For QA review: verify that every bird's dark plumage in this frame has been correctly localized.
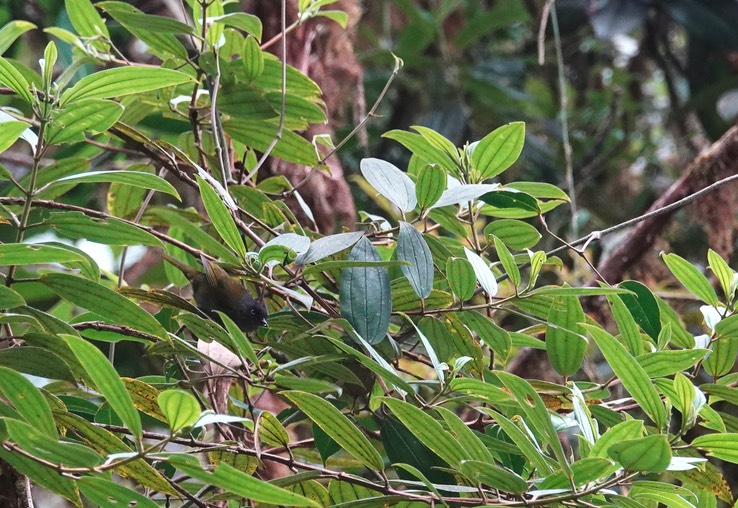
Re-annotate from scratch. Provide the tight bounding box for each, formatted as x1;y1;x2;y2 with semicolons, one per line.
163;253;268;332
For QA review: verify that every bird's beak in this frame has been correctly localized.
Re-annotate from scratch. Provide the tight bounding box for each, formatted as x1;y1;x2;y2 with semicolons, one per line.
261;318;268;328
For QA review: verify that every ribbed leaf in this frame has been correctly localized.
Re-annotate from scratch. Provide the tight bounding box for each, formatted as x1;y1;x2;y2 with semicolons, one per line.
0;243;87;265
460;460;528;494
51;170;179;199
158;390;201;433
0;56;32;104
197;175;246;258
546;295;586;377
584;324;666;428
609;435;671;473
472;122;525;180
40;272;167;339
0;120;31;153
78;477;158;508
360;158;417;212
44;211;161;246
0;367;56;436
464;247;497;296
45;99;123;144
61;67;194;105
340;238;391;345
285;391;383;471
415;164;446;209
446;257;476;301
662;252;719;307
64;335;142;439
484;219;541;250
256;411;290;447
396;222;433;298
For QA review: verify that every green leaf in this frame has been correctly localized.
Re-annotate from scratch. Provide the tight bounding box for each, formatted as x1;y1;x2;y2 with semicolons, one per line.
380;397;466;468
40;272;167;340
196;175;246;258
618;281;662;341
295;231;362;264
505;181;570;201
481;409;554;474
584;324;666;428
704;336;738;378
256;411;290;447
415;164;446;209
0;21;37;55
396;222;434;299
169;455;319;506
0;120;31;153
0;56;33;104
318;10;349;28
50;170;179;199
636;349;708;378
382;129;459;175
692;433;738;463
44;99;123;144
607;293;644;356
44;211;162;246
479;189;539;213
212;13;263;40
0;346;76;382
460;460;528;494
493;236;520;286
360;158;417;212
66;0;110;39
485;219;541;250
107;11;193;34
340;237;391;345
64;334;142;439
0;367;56;437
494;371;570;472
446;257;476;301
0;242;87;266
460;311;512;359
2;417;102;468
283;391;383;471
590;420;644;458
61;67;194;105
472;122;525;180
224;119;318;166
708;249;735;300
537;456;618;490
158;390;201;433
242;36;265;82
432;183;500;209
449;377;513;404
78;476;158;508
546;294;586;377
54;410;176;494
0;285;24;308
609;435;672;473
662;252;720;307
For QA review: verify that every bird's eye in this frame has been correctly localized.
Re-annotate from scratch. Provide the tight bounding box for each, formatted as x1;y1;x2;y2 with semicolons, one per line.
251;309;256;315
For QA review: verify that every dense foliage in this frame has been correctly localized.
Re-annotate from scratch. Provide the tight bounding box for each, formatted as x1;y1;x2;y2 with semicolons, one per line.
0;1;737;507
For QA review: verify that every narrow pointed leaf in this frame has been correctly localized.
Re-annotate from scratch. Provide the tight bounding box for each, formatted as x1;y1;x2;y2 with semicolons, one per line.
0;367;56;437
662;252;719;307
472;122;525;180
64;335;142;439
397;222;434;298
546;295;586;377
284;391;383;471
197;175;246;258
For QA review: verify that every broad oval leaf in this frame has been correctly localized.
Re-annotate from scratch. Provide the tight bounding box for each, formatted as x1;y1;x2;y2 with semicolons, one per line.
472;122;525;180
609;435;672;473
431;184;500;209
547;295;587;377
692;433;738;463
61;67;194;105
256;411;290;448
340;237;391;345
479;189;539;213
40;272;167;340
485;219;541;250
45;99;123;144
446;257;476;301
617;281;662;341
360;158;417;212
64;334;143;439
590;420;644;458
0;286;24;309
396;222;434;298
78;476;158;508
415;164;446;209
158;390;201;433
294;231;363;265
284;391;383;471
464;247;497;296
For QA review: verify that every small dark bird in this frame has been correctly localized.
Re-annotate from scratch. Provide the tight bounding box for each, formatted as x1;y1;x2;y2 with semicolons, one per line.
162;253;268;332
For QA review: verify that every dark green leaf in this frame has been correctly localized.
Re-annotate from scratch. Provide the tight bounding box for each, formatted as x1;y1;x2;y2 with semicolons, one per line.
446;257;476;301
45;99;123;144
617;281;662;341
197;175;246;258
396;222;434;298
78;476;158;508
340;238;391;345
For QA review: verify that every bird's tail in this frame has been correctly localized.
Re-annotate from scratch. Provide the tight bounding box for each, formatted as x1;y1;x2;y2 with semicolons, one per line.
161;252;200;280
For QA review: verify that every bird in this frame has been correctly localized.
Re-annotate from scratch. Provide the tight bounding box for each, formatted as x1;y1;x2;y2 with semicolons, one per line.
162;253;268;332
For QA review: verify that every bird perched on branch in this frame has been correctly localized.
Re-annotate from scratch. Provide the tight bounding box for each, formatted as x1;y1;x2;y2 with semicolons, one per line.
162;253;268;332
